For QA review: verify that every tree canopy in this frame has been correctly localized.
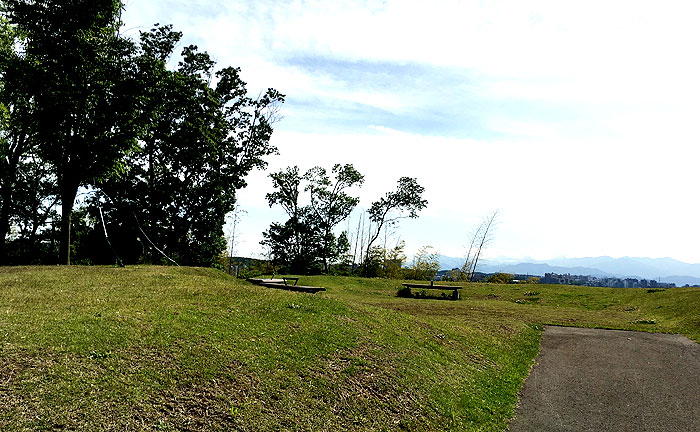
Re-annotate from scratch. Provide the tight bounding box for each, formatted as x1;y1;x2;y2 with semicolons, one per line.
363;177;428;271
262;164;363;274
0;1;283;266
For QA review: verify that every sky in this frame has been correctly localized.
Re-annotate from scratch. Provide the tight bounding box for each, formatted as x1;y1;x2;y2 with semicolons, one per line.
122;0;700;264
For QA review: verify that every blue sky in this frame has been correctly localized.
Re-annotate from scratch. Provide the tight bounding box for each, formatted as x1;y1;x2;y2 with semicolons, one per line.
122;0;700;263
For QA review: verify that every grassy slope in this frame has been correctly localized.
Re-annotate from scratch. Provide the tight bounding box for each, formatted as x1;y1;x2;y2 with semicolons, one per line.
0;267;698;431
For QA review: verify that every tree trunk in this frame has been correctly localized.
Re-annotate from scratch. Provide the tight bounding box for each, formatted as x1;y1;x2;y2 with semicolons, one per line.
59;180;79;265
0;164;18;265
0;192;11;265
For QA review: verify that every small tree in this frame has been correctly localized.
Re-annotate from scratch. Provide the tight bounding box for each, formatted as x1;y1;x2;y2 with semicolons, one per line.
485;272;513;284
330;231;353;275
305;163;363;273
410;245;440;281
263;164;363;274
363;177;427;273
381;240;406;279
462;210;498;282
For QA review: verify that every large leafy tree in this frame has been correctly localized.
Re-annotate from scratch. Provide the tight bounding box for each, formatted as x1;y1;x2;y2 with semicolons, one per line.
0;16;29;262
1;3;282;266
0;14;59;264
4;0;143;264
96;27;283;266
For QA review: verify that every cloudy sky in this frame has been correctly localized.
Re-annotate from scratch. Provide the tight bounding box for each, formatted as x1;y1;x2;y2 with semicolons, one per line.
122;0;700;264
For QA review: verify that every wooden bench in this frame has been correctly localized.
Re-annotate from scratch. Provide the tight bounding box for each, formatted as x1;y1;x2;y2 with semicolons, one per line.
246;277;299;286
247;277;325;294
401;281;462;300
258;282;326;294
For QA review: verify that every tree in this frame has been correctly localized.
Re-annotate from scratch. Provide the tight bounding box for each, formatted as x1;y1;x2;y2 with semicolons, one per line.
0;14;61;264
363;177;427;272
461;210;498;282
4;0;143;264
381;240;406;279
305;164;363;272
263;164;363;274
485;272;512;284
409;245;440;280
263;166;309;272
331;230;353;275
0;16;30;262
261;207;323;274
96;28;283;266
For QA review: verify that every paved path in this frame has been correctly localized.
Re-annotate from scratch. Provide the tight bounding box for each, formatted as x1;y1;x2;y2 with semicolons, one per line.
509;326;700;432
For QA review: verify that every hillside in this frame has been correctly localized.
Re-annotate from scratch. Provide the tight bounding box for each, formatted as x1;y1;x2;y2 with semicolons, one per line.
1;266;698;431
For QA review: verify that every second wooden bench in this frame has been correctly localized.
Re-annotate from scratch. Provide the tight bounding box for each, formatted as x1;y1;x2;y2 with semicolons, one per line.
401;281;462;300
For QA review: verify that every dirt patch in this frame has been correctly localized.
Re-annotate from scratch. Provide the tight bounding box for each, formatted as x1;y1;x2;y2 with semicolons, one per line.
146;368;254;431
0;349;58;426
312;343;432;431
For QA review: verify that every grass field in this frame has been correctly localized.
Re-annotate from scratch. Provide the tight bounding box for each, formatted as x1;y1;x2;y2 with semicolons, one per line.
1;266;698;431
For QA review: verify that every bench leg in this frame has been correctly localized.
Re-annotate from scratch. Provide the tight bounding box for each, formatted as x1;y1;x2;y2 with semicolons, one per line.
452;290;460;300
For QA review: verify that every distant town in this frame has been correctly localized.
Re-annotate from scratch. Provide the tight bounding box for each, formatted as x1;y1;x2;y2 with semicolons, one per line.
437;270;685;288
538;273;677;288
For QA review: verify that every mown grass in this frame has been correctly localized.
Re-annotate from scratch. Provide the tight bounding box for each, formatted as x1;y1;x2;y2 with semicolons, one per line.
0;266;698;431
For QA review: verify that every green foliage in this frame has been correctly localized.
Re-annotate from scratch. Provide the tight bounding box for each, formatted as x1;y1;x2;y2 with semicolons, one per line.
396;286;413;297
306;164;364;272
485;272;514;284
442;268;469;282
263;164;362;274
0;3;283;267
368;177;428;224
233;257;278;279
0;15;59;264
380;240;406;279
358;245;385;277
409;245;440;281
262;207;324;274
89;26;283;267
362;177;427;271
4;0;144;263
357;242;408;279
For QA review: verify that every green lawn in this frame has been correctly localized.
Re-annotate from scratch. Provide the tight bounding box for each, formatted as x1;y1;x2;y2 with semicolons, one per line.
0;266;698;431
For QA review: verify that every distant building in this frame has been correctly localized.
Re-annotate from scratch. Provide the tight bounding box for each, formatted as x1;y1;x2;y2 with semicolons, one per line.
538;272;674;288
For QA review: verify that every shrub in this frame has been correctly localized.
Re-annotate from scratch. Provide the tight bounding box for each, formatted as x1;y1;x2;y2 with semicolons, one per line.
485;272;513;284
396;287;413;298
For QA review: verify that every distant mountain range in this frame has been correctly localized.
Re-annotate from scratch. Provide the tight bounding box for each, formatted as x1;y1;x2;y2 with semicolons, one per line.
438;255;700;287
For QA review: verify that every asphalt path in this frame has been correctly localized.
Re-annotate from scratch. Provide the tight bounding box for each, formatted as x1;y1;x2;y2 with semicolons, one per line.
509;326;700;432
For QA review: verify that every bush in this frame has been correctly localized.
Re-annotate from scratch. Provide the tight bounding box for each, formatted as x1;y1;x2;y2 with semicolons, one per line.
485;272;513;284
396;287;413;298
408;245;440;281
